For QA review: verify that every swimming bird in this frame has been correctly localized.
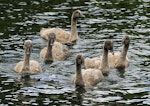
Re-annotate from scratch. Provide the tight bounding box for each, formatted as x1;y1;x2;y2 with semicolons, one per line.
14;40;42;75
72;53;104;87
40;33;69;63
40;10;85;43
84;39;114;74
108;35;130;69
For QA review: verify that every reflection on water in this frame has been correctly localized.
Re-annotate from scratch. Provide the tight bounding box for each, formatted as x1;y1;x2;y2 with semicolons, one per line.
0;0;150;105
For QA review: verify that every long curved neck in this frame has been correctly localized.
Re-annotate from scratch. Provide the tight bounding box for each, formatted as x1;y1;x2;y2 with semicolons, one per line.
23;54;30;72
75;63;84;87
76;64;82;74
70;16;78;42
45;41;53;59
100;48;109;70
120;44;129;60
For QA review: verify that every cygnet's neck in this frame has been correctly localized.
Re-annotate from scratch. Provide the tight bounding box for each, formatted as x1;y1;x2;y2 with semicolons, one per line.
76;63;82;74
100;48;109;72
75;63;84;87
45;41;53;60
120;44;129;60
70;16;78;42
23;53;30;72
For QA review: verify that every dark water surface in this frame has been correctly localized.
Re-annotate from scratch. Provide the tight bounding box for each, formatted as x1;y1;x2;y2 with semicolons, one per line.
0;0;150;105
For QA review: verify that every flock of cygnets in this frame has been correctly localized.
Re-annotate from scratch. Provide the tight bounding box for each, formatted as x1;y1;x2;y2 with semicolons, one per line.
13;10;130;87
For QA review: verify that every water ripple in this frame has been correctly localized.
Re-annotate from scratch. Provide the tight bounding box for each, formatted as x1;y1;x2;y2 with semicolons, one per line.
0;0;150;105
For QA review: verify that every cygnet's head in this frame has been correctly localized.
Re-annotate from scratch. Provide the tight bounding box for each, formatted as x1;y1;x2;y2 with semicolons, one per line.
72;10;85;19
122;35;130;46
104;39;114;54
24;40;32;55
76;53;84;66
48;33;56;46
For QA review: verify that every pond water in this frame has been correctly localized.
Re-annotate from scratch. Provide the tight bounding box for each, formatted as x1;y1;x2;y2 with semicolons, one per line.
0;0;150;105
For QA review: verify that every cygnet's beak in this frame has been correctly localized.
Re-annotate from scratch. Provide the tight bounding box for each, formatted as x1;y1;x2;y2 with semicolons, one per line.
50;39;55;46
111;49;114;55
26;48;30;55
81;13;85;18
122;40;124;46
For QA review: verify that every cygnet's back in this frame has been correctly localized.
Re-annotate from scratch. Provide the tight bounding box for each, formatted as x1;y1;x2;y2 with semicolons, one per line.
14;40;42;75
40;10;85;43
84;39;114;74
72;54;104;87
40;33;69;62
108;35;130;69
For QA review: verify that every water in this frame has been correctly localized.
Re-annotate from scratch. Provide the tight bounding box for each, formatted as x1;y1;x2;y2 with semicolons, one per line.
0;0;150;105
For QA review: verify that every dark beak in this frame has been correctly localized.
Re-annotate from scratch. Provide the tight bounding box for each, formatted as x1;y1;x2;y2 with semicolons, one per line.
26;48;30;55
50;39;54;46
80;13;85;18
122;40;124;46
110;49;114;55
